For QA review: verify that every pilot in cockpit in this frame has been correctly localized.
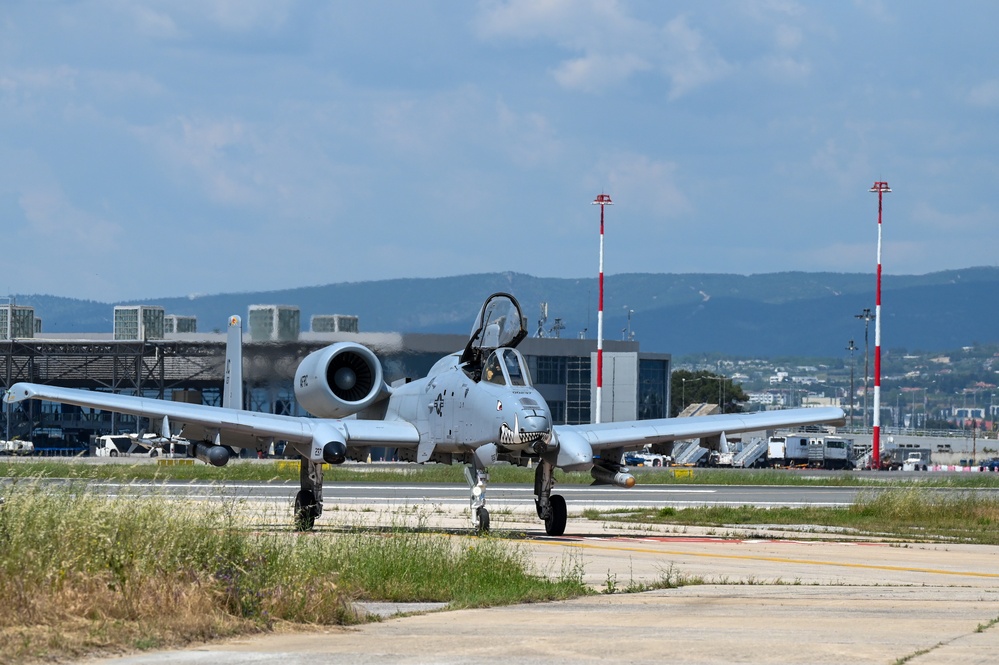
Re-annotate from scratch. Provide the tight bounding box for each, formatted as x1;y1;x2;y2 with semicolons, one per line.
483;352;504;384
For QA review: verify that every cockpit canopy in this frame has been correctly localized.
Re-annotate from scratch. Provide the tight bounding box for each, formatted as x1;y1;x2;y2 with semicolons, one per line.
460;293;528;371
482;348;531;387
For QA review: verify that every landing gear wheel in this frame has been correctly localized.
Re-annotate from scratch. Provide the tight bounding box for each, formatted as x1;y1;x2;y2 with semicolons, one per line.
294;489;317;532
545;494;567;536
475;507;490;534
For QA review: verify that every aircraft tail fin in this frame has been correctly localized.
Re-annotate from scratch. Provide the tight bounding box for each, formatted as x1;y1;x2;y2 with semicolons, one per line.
223;315;243;410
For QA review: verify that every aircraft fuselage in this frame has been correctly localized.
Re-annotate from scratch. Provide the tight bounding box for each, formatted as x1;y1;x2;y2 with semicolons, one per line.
384;352;553;457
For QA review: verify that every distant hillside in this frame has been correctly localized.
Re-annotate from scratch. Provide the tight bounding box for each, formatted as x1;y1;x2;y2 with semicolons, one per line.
13;267;999;356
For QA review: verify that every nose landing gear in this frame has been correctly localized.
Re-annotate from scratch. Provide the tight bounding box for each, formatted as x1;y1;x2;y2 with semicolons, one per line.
464;465;490;533
534;460;567;536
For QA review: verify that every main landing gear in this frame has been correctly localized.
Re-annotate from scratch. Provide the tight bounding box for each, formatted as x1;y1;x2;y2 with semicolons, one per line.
534;460;567;536
294;458;324;531
463;464;490;533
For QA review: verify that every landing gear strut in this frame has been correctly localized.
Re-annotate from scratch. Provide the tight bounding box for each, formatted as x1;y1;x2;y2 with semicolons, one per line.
294;457;324;531
534;460;567;536
463;464;490;533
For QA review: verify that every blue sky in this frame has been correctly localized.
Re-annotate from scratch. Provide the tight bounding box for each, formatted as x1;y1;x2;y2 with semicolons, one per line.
2;1;998;302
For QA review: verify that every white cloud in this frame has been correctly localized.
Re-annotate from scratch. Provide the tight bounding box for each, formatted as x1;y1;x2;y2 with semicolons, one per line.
494;100;563;168
15;181;124;260
0;66;78;95
758;54;810;81
911;201;994;233
552;53;651;92
968;80;999;109
133;116;263;207
597;153;692;220
202;0;295;33
774;23;803;50
125;5;182;39
809;138;872;192
476;2;731;99
659;15;733;100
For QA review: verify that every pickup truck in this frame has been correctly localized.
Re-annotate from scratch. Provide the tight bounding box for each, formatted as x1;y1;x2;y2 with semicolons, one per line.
902;454;927;471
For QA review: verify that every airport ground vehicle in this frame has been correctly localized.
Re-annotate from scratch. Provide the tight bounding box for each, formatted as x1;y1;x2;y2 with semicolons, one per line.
807;436;853;470
882;446;930;471
0;439;34;455
766;435;810;467
93;434;159;457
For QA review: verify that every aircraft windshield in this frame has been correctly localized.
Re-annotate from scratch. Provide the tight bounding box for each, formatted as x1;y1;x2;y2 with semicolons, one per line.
482;349;530;387
503;349;528;386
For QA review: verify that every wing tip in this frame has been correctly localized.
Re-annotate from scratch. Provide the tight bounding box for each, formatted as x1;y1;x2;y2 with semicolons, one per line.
3;383;34;404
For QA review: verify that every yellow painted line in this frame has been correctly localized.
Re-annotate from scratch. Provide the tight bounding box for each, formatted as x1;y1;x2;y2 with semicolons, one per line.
528;538;999;580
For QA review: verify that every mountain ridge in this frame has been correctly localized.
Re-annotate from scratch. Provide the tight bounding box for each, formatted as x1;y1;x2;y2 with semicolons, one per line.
12;267;999;356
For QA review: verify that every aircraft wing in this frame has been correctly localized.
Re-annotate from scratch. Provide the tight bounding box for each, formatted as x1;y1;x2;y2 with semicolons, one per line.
3;382;420;450
556;406;846;453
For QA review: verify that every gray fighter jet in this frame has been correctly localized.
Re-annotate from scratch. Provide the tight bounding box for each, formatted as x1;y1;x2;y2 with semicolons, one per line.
4;293;844;535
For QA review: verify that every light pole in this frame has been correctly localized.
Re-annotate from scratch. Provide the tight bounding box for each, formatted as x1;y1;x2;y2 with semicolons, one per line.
702;375;726;413
855;308;873;428
592;193;612;424
623;307;634;341
846;339;856;429
992;393;996;434
870;180;890;469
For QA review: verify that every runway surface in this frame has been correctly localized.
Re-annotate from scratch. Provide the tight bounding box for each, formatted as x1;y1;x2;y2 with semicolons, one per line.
78;479;999;665
48;477;999;512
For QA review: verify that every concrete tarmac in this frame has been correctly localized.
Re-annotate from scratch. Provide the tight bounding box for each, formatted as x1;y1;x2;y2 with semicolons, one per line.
90;508;999;665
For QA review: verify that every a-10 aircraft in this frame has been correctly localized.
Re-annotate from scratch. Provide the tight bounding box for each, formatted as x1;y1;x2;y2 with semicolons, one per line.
4;293;845;535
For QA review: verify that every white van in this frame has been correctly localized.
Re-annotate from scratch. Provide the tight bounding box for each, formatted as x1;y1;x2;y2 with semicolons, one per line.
93;434;159;457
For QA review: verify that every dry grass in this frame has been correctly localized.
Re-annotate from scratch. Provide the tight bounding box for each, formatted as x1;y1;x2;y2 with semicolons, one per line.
0;482;587;663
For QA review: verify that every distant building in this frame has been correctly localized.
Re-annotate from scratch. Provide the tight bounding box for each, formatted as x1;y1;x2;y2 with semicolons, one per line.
249;305;300;342
310;314;359;333
747;391;786;407
114;305;165;341
164;314;197;334
952;407;985;421
802;395;840;408
0;302;35;339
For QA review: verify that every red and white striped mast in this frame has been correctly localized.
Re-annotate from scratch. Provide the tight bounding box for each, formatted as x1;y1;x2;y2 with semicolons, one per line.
870;181;890;469
592;193;613;424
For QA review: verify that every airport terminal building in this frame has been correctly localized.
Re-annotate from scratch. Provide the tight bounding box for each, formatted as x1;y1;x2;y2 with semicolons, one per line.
1;320;670;449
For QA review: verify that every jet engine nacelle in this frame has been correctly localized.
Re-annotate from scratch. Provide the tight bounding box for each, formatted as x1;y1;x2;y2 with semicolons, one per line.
294;343;387;418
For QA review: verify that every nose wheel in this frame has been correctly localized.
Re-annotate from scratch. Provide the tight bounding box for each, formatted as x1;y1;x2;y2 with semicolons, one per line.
293;458;324;532
294;489;318;531
543;494;567;536
475;506;490;533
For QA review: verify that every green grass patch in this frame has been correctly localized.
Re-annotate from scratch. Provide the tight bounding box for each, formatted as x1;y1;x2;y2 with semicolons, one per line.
0;482;588;663
585;488;999;544
6;459;999;489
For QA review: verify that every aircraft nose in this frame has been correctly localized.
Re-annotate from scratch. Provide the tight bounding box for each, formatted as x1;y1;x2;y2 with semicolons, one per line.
522;414;549;434
499;412;553;452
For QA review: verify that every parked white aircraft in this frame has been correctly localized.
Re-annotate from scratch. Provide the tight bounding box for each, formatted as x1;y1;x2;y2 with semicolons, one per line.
4;293;844;535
